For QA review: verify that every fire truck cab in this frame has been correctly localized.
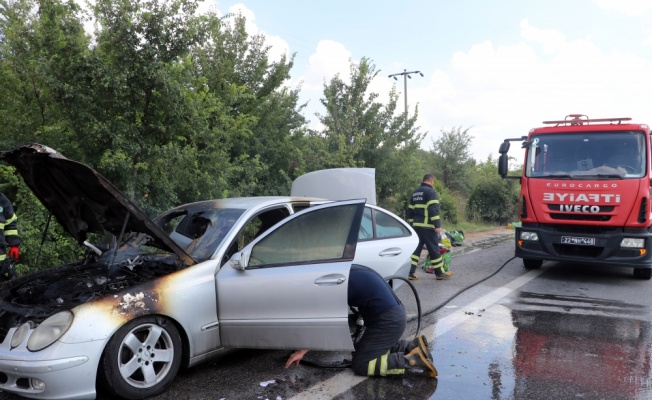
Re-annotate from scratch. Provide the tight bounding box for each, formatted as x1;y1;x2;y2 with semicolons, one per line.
498;114;652;279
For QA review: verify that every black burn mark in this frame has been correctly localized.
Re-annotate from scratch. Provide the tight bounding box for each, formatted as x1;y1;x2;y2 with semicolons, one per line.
0;255;181;342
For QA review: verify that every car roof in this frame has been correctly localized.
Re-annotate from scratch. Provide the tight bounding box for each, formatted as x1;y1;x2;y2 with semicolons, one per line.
172;196;326;211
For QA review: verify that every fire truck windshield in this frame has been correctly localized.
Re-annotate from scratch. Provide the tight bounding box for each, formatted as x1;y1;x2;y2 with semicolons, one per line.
525;131;647;179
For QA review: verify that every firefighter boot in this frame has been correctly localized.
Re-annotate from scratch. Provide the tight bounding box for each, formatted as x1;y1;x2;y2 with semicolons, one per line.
404;347;438;377
405;335;433;363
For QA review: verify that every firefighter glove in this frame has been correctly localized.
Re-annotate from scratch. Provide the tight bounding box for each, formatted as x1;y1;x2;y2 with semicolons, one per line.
8;246;19;260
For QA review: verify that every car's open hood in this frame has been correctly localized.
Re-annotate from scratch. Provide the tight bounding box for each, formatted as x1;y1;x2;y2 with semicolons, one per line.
0;143;195;266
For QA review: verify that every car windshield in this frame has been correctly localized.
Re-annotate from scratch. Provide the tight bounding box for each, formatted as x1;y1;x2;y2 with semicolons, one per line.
154;204;246;262
525;131;647;179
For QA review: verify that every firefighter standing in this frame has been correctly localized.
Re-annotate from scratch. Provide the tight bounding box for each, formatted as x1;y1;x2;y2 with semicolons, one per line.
285;264;437;377
407;174;452;281
0;192;20;281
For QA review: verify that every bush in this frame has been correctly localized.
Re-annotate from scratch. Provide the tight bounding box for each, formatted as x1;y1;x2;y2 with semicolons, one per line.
431;180;458;225
439;192;458;224
466;179;518;224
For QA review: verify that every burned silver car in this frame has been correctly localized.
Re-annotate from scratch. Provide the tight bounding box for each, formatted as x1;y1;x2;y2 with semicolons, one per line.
0;144;416;399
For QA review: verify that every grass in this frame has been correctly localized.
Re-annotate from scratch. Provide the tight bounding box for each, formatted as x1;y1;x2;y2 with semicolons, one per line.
442;219;503;233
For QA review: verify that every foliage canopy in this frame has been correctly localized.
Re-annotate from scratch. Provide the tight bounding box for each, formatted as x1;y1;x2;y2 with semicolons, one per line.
0;0;513;272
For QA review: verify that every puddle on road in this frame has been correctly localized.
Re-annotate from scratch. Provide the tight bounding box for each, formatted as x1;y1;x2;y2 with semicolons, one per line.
428;291;652;400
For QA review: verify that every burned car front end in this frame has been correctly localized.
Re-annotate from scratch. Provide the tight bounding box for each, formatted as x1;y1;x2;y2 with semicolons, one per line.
0;144;201;399
0;238;188;399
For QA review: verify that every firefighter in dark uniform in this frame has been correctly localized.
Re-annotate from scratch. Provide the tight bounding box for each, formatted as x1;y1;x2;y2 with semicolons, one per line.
0;192;20;281
407;174;452;281
285;264;437;377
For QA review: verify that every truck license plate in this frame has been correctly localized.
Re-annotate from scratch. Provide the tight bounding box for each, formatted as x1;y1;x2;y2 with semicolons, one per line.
561;236;595;245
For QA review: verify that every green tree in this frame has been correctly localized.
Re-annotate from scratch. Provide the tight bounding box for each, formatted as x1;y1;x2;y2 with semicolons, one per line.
431;126;475;195
83;0;229;211
192;12;309;197
0;0;96;270
317;57;426;214
0;0;90;149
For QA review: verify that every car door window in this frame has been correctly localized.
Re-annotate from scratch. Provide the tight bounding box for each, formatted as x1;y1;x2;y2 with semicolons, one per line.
233;208;290;249
375;208;411;238
358;207;411;241
249;204;358;266
359;207;374;240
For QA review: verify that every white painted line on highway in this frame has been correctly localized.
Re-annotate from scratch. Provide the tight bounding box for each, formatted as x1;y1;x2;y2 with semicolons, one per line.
287;373;367;400
431;268;545;337
287;268;544;400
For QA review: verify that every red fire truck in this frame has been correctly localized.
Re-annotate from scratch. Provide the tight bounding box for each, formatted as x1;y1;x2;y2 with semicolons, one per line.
498;114;652;279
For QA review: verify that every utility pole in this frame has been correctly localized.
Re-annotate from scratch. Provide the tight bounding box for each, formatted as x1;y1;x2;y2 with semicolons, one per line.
388;69;424;126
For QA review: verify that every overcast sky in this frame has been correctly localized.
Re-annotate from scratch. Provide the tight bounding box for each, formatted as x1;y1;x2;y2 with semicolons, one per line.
206;0;652;161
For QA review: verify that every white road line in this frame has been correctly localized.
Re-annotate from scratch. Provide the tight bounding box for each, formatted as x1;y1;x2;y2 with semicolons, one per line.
287;269;545;400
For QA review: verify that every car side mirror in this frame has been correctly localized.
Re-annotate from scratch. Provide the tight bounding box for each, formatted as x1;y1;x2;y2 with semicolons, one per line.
230;252;248;271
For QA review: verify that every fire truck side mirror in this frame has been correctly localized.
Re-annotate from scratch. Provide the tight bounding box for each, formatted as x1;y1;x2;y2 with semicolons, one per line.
499;141;510;154
498;154;509;177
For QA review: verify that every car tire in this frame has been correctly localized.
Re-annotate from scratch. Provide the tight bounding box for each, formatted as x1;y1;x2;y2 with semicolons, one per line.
523;259;543;270
99;315;182;400
633;268;652;280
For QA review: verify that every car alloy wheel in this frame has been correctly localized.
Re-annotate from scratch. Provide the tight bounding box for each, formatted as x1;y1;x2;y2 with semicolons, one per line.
100;315;182;399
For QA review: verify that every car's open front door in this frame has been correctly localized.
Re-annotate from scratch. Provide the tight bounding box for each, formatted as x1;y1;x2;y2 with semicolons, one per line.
215;200;365;351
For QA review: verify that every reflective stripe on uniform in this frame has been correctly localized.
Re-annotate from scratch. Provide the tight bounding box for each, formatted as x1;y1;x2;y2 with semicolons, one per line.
379;352;389;375
367;351;405;376
385;367;405;375
367;358;377;376
410;199;440;229
5;214;16;225
429;255;443;266
0;254;5;261
4;230;17;237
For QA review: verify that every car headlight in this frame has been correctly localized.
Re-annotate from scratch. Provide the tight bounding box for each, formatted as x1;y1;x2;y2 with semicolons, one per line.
27;311;73;352
11;321;34;348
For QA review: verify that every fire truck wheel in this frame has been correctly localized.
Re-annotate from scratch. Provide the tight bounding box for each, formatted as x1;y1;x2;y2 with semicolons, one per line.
633;268;652;280
523;259;543;270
